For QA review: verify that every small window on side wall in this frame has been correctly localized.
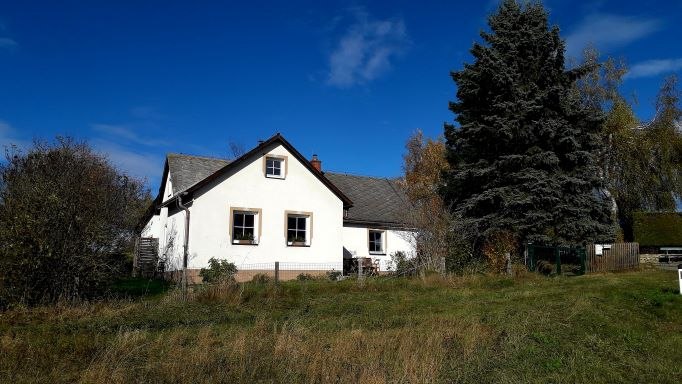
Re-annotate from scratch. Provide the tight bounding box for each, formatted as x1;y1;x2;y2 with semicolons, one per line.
232;209;259;245
265;156;285;179
287;213;311;246
369;230;385;254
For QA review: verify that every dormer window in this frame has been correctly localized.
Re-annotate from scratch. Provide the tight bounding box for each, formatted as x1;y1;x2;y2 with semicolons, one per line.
264;155;286;179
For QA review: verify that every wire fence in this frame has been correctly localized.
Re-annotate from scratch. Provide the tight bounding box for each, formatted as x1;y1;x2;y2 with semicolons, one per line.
232;258;443;283
235;262;344;282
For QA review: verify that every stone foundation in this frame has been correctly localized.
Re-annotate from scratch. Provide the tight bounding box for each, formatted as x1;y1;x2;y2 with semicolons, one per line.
163;268;334;283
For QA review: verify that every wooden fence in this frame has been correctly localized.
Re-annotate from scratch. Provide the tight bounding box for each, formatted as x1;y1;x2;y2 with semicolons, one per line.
133;237;160;277
586;242;639;273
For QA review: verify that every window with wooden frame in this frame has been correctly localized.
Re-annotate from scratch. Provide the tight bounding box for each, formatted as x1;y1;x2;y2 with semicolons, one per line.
368;230;385;254
286;212;312;246
264;155;286;179
230;208;261;245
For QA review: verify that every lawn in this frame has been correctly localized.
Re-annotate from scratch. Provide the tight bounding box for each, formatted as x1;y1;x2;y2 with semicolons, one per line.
0;269;680;383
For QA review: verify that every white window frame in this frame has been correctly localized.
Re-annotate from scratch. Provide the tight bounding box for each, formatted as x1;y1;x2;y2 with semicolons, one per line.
368;229;385;254
264;156;286;179
230;207;261;245
285;211;312;246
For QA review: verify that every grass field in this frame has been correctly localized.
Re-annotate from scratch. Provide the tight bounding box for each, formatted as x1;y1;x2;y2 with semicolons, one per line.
1;269;681;383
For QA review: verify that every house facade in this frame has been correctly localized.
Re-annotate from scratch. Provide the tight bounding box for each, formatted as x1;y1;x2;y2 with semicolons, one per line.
140;133;414;281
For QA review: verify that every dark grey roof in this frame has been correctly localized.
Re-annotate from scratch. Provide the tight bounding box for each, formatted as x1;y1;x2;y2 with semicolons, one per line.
324;172;410;226
167;153;230;193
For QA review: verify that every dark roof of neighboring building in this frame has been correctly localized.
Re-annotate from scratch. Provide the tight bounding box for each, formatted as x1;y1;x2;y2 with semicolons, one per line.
166;153;230;193
324;172;410;227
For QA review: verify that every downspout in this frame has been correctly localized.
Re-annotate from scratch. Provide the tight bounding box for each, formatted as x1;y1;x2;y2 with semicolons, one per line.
177;192;190;295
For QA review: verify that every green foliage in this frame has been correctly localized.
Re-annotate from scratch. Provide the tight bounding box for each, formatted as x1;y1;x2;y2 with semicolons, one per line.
0;137;150;306
633;212;682;246
296;273;315;281
389;251;418;276
577;49;682;241
251;273;272;284
233;232;254;241
109;277;170;298
325;270;342;281
199;258;237;283
442;0;614;247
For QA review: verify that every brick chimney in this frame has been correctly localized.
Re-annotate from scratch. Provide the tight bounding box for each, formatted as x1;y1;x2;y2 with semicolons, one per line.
310;154;322;172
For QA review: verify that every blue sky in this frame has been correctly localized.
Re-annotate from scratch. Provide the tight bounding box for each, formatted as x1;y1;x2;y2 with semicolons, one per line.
1;1;681;192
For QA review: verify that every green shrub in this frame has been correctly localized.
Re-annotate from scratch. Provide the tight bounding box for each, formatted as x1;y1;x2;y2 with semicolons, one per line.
326;270;342;281
251;273;272;284
199;258;237;284
296;273;315;281
389;251;418;277
633;212;682;246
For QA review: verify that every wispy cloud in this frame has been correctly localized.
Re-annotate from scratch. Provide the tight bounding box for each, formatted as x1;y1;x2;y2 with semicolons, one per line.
91;138;162;183
0;37;17;49
326;8;409;88
90;107;171;187
0;120;29;151
564;14;661;58
625;58;682;79
91;123;170;147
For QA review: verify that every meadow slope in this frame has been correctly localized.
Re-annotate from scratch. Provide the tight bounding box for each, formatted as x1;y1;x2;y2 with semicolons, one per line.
1;269;680;383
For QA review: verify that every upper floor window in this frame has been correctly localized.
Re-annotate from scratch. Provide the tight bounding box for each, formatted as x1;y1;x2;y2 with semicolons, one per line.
369;230;385;254
264;156;286;179
286;212;312;246
231;208;261;245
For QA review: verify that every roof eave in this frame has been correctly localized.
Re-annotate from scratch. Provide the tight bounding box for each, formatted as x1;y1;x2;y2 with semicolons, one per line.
181;133;353;208
343;218;414;230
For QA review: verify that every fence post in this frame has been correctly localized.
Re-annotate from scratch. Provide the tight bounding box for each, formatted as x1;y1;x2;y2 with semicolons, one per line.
132;237;139;277
358;258;364;284
505;252;512;276
275;261;279;283
555;247;561;275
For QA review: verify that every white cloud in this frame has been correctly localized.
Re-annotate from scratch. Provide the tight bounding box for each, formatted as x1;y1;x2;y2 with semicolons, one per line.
0;37;17;49
564;14;661;58
625;58;682;79
326;9;409;88
91;123;169;147
91;138;162;183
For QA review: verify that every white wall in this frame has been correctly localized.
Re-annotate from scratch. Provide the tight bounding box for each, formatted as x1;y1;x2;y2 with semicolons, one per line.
163;208;186;270
342;224;415;271
140;169;174;245
182;143;344;270
162;172;174;203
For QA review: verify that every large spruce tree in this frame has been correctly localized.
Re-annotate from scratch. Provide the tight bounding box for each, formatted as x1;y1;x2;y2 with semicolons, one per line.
442;0;614;246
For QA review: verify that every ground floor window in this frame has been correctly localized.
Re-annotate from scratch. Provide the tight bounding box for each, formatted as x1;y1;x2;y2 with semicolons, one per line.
369;230;385;254
231;208;260;244
286;212;311;246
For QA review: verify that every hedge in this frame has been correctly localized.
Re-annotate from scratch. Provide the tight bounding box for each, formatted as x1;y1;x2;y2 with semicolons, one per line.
632;212;682;246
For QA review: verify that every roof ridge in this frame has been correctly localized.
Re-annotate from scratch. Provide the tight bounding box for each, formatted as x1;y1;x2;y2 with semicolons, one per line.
167;152;230;162
325;170;402;181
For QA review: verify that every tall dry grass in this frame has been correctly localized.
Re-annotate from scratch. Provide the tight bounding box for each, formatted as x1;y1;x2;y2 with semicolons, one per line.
78;317;496;383
1;270;681;383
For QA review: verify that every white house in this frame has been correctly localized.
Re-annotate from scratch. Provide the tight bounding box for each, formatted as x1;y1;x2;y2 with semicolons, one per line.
139;133;415;281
